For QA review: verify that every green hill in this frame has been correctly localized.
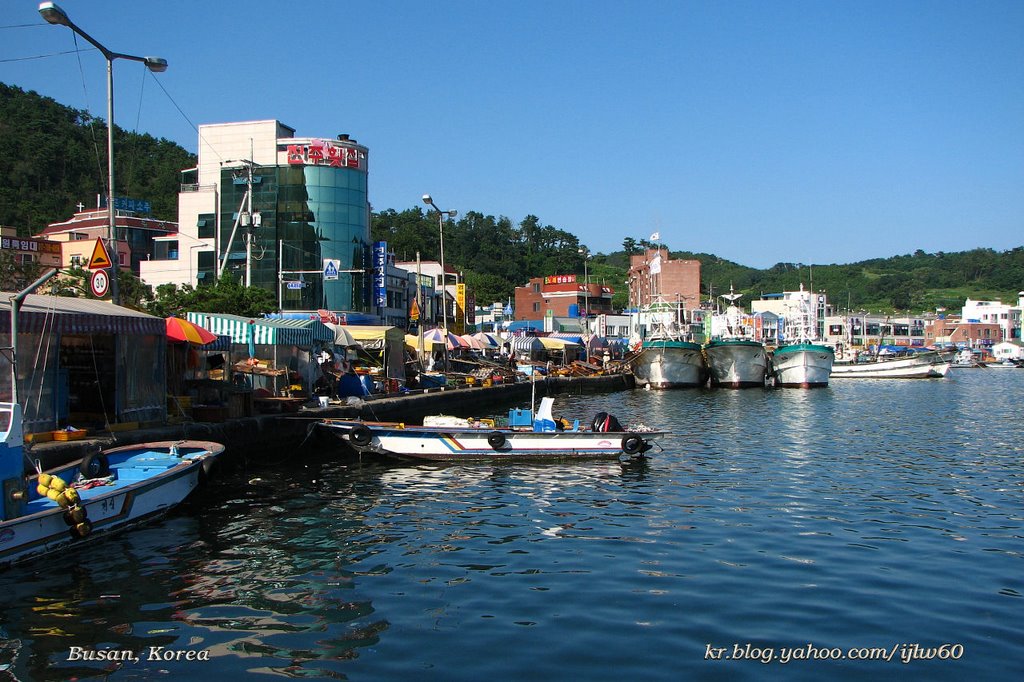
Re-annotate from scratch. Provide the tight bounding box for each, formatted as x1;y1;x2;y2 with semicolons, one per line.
3;81;1021;314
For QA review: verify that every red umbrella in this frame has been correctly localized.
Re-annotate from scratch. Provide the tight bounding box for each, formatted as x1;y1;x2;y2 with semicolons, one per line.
165;316;217;345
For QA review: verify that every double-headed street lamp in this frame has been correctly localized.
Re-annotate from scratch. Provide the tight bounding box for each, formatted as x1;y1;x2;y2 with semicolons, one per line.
422;194;457;372
39;2;168;306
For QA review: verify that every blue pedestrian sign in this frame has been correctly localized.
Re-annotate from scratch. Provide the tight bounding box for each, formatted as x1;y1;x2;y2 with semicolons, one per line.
323;259;340;280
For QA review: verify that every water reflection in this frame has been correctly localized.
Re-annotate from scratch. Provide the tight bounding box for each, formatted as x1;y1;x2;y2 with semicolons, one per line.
0;372;1021;679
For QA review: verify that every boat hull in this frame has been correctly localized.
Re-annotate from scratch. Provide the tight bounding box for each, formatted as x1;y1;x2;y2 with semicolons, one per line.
632;340;708;388
320;420;666;462
771;343;835;388
704;340;768;388
1;438;223;569
831;352;950;379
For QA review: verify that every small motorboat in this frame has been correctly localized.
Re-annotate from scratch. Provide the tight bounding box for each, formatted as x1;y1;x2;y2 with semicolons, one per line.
319;397;666;462
1;401;224;569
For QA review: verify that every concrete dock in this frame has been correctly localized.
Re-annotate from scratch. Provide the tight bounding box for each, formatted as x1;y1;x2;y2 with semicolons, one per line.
27;373;635;471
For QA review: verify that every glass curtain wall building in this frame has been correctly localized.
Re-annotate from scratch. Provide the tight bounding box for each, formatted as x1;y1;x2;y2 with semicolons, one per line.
217;134;370;313
149;121;371;315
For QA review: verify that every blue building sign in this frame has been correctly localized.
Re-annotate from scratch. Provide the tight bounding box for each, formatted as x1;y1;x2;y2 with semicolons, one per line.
99;195;152;214
373;241;387;308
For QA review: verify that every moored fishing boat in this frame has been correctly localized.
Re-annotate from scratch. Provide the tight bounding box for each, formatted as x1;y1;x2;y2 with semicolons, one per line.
769;285;835;387
830;351;949;379
703;288;768;388
319;398;665;462
704;338;769;388
1;402;223;569
771;343;835;387
1;271;225;569
630;298;707;388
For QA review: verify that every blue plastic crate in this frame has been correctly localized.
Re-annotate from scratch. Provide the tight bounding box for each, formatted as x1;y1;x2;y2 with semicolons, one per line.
508;408;533;427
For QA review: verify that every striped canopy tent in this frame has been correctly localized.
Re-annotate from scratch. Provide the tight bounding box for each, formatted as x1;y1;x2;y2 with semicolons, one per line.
185;312;333;346
510;335;545;359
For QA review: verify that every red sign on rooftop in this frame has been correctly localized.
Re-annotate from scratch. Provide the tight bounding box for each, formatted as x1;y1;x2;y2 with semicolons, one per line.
286;140;362;169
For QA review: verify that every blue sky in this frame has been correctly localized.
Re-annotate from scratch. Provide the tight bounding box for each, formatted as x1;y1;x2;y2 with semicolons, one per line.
3;0;1022;268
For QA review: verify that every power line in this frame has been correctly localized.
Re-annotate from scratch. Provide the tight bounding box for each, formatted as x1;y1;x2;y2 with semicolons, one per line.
0;49;87;63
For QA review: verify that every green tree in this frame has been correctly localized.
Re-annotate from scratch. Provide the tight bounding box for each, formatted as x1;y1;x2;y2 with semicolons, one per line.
146;274;278;318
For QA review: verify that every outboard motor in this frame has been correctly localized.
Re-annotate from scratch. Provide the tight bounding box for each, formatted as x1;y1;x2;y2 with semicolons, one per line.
591;412;624;432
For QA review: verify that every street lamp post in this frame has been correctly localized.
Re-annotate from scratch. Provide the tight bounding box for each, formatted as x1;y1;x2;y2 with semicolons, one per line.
39;2;167;306
578;247;591;332
421;192;458;333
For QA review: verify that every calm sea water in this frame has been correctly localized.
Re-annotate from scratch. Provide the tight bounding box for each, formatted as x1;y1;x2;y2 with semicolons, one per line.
1;370;1021;681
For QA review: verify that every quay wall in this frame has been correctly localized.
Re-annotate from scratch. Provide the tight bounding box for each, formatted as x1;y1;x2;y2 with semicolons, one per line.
27;374;634;471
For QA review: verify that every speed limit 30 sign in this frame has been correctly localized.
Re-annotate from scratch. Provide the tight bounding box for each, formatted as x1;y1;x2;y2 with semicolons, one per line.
90;269;110;298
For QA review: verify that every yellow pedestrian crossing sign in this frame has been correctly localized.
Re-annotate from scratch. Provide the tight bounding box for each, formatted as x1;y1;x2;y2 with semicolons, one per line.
87;238;112;270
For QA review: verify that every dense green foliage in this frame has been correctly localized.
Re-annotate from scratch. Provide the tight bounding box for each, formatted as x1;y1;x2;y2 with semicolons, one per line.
0;82;194;231
147;276;279;318
4;81;1021;315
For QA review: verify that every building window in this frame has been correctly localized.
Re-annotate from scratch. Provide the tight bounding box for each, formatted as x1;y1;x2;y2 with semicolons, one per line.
532;302;540;312
197;214;215;239
71;255;82;267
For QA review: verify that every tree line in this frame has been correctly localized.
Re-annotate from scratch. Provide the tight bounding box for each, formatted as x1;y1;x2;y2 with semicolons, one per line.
3;81;1021;316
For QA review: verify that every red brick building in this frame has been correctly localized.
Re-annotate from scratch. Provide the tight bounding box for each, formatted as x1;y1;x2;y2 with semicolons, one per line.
926;317;1003;349
627;248;701;309
513;274;614;320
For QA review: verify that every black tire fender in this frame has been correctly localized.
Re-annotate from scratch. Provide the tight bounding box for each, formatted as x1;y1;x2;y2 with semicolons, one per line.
349;425;373;447
621;435;644;455
487;431;506;449
79;452;110;479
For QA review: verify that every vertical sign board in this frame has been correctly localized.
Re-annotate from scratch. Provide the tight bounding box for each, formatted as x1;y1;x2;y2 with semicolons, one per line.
455;283;466;334
372;241;387;309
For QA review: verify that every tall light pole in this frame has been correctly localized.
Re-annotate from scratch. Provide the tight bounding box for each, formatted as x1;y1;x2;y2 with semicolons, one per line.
39;2;168;306
578;247;591;331
422;195;456;372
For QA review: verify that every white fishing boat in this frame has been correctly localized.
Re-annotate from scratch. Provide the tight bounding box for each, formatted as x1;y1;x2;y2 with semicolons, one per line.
704;288;768;388
769;285;834;387
630;298;707;388
1;272;224;569
771;343;835;387
320;397;666;462
830;351;950;379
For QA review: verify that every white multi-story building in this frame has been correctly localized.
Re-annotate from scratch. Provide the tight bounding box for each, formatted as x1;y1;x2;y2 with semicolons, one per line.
961;296;1023;342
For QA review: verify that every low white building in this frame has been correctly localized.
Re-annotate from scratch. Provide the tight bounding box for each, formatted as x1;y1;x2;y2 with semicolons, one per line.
991;340;1024;361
